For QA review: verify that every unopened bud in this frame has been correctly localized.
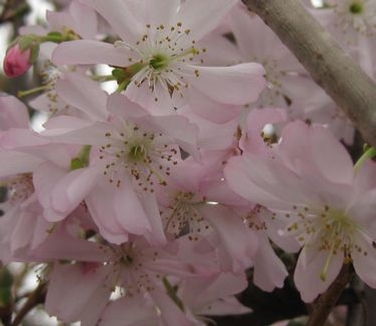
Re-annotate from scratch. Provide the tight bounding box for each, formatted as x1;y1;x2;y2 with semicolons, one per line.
3;44;32;78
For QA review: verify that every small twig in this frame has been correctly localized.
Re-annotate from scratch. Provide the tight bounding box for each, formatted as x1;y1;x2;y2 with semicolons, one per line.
11;282;47;326
306;263;353;326
242;0;376;148
345;276;366;326
0;0;29;24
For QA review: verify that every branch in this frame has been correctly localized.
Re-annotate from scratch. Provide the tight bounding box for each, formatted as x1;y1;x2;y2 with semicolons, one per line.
242;0;376;148
0;0;29;24
306;263;353;326
11;282;47;326
345;276;365;326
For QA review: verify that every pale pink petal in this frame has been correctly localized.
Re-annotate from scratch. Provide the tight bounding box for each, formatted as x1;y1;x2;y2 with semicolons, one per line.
0;129;50;149
149;287;193;326
33;229;110;262
311;124;354;184
42;120;111;146
45;263;111;324
141;192;166;246
56;72;109;121
179;105;237;150
198;204;257;273
351;160;376;204
107;92;149;119
294;245;343;302
113;179;153;235
246;107;287;133
229;6;281;61
33;161;69;222
98;295;159;326
199;296;251;316
81;0;145;41
10;209;35;253
183;272;248;311
68;1;98;39
352;232;376;288
225;155;315;210
86;188;129;244
42;116;92;134
52;40;132;66
347;188;376;225
185;86;241;123
188;63;266;105
50;166;101;215
175;0;238;41
0;95;29;129
0;150;43;177
253;234;288;291
125;78;175;115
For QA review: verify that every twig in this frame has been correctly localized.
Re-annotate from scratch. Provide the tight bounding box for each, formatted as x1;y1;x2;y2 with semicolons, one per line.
11;282;47;326
241;0;376;148
345;276;365;326
0;0;29;24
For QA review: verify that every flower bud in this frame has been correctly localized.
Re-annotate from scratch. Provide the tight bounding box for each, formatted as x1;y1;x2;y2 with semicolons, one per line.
3;44;32;78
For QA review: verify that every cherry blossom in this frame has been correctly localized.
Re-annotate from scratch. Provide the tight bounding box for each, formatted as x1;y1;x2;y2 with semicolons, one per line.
225;121;376;301
3;0;376;324
51;0;266;120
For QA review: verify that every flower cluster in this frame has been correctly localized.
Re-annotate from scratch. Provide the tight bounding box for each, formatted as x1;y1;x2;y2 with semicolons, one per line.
2;0;376;325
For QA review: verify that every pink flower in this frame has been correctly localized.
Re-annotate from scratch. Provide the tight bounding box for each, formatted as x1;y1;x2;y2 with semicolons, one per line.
3;44;32;78
225;121;376;301
52;0;266;121
228;4;316;109
41;234;218;325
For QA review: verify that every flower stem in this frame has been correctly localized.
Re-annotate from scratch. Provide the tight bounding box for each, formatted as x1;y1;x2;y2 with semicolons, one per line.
354;147;376;171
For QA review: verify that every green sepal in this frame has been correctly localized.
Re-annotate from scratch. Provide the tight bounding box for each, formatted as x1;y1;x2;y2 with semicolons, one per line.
112;68;128;83
112;62;145;91
18;35;36;51
45;31;64;43
70;145;91;170
29;44;40;64
354;146;376;171
70;157;85;170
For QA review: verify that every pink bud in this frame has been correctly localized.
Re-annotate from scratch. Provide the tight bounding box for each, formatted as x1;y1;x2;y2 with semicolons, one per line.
3;44;32;78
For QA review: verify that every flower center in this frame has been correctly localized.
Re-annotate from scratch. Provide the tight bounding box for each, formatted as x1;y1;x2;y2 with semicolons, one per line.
113;22;205;96
2;173;34;205
315;208;356;281
163;191;210;239
99;122;179;191
128;143;147;162
283;204;360;281
149;53;169;70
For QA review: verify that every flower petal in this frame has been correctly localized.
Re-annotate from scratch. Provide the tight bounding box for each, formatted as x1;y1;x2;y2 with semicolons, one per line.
53;40;132;66
188;63;266;105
